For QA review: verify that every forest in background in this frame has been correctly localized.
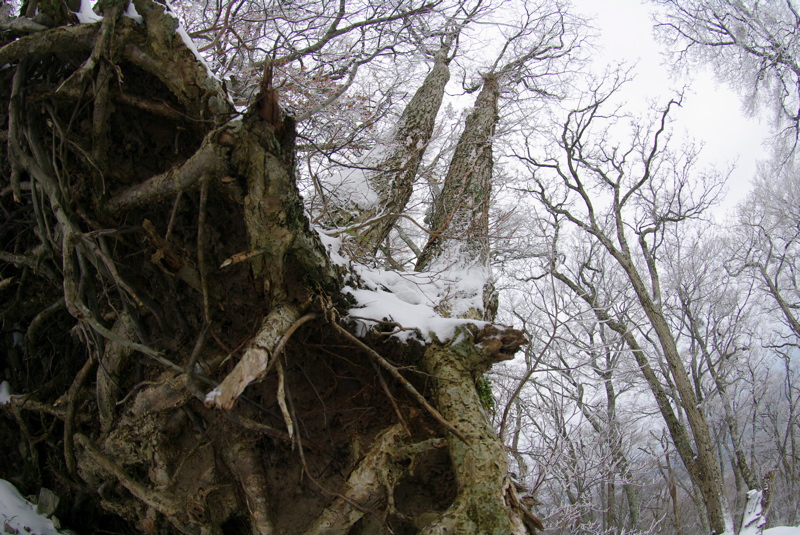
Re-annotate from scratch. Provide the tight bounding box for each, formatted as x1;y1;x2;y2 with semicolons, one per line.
1;0;799;534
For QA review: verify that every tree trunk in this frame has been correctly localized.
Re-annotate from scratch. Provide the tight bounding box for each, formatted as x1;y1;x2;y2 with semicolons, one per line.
356;41;454;251
552;268;729;533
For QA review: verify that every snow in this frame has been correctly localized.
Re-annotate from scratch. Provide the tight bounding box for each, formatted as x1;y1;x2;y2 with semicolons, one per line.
123;1;143;23
344;262;489;343
204;386;221;405
765;528;800;535
740;490;767;535
72;0;213;78
315;229;348;267
164;0;214;78
314;225;492;343
325;167;379;212
0;381;11;405
75;0;101;23
0;479;64;535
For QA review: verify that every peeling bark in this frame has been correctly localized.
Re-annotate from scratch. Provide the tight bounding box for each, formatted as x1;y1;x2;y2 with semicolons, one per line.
205;303;304;410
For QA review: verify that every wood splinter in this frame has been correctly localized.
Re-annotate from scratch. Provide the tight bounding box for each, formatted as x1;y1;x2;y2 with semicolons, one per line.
255;59;282;130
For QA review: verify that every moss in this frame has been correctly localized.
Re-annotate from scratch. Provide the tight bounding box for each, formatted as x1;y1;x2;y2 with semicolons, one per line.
475;376;495;412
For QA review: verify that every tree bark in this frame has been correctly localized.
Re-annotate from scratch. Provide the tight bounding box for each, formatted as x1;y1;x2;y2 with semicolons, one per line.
358;42;453;250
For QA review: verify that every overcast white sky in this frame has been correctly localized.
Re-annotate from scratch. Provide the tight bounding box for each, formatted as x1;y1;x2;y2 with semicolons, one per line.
571;0;771;215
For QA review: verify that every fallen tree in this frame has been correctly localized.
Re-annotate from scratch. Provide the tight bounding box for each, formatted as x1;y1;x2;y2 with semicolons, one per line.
0;1;552;532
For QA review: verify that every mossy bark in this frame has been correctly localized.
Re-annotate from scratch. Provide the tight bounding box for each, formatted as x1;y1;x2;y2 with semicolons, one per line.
420;332;522;534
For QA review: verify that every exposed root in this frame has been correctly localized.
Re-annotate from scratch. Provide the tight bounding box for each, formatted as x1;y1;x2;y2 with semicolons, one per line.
10;403;41;480
1;395;76;421
65;353;97;475
332;322;470;445
25;297;66;349
97;315;136;434
505;478;545;533
221;436;277;535
0;23;96;64
74;434;186;526
371;360;411;437
303;424;404;535
275;358;294;439
7;57;27;202
56;1;125;92
0;6;534;532
105;131;232;215
418;329;529;534
204;303;306;410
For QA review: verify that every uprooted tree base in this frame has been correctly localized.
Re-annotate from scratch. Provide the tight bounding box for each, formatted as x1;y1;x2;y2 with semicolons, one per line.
0;8;533;534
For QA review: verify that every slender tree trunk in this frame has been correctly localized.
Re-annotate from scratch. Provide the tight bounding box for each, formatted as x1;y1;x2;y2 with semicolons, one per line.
357;41;454;250
604;249;730;534
553;268;728;533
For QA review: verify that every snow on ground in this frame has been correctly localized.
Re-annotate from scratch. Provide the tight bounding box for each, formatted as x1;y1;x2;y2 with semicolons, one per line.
740;490;768;535
765;528;800;535
0;480;64;535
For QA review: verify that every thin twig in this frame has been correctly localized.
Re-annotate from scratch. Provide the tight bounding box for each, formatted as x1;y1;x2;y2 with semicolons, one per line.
185;322;210;375
197;175;211;323
165;191;183;242
276;358;294;440
332;322;469;445
371;359;410;436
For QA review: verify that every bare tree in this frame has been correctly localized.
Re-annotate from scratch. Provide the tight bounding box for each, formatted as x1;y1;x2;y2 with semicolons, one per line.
653;0;800;156
723;160;800;531
729;160;800;340
513;70;734;533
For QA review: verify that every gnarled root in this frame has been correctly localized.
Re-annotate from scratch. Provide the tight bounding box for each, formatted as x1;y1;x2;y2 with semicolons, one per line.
221;436;276;535
204;303;305;410
303;424;446;535
418;326;531;535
